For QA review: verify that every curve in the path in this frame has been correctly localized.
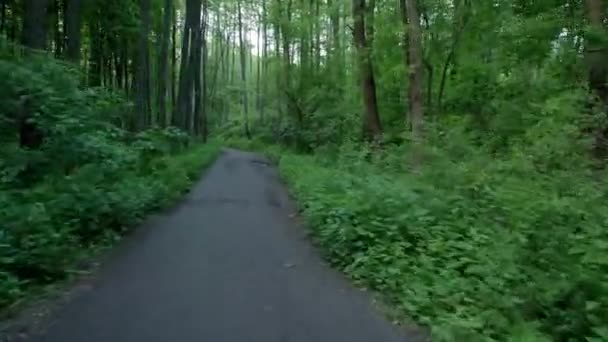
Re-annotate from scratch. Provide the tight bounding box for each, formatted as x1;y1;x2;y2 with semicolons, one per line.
31;149;422;342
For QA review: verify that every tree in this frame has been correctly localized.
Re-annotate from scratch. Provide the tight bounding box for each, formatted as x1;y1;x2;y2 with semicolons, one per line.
134;0;152;129
404;0;423;153
352;0;382;141
19;0;50;149
65;0;83;62
22;0;50;50
158;0;173;127
237;0;250;137
585;0;607;107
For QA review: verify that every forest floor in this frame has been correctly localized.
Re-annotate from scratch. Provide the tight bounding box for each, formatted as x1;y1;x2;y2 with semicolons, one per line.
3;149;424;342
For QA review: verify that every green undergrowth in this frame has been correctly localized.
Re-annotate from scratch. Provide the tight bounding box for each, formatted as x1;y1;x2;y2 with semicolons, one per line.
0;48;221;313
0;142;220;313
0;142;221;313
241;140;608;342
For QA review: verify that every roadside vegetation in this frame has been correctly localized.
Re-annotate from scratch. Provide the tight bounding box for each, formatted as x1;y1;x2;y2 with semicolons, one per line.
0;0;217;314
2;0;608;340
217;0;608;340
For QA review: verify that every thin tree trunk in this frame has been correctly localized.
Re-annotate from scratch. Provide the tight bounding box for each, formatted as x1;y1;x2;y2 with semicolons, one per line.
158;0;172;127
405;0;424;163
261;0;268;120
192;23;202;136
20;0;49;149
0;0;6;35
328;0;342;93
53;0;62;57
585;0;608;106
585;0;608;156
257;9;262;118
314;0;320;70
22;0;49;50
171;6;177;122
399;0;408;122
278;0;293;116
237;0;250;137
135;0;152;130
352;0;382;141
175;0;193;129
65;0;82;62
273;6;283;116
437;0;469;109
201;0;209;140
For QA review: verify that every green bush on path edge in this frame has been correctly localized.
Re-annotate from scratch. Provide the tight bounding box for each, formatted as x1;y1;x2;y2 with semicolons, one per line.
222;138;608;342
0;142;221;316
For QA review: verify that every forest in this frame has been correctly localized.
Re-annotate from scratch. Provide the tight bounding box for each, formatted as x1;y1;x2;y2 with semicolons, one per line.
1;0;608;341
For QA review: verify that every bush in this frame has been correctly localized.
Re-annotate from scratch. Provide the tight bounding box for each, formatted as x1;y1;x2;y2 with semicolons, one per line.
0;49;222;312
275;127;608;341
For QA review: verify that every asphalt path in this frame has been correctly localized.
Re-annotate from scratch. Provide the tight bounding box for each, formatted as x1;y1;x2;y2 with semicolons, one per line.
32;149;419;342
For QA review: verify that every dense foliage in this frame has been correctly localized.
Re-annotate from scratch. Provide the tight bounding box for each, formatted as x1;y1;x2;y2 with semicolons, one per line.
2;0;608;340
0;9;218;310
217;0;608;340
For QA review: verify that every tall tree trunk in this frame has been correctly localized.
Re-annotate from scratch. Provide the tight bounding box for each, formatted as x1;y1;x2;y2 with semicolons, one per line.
278;0;293;116
399;0;409;122
237;0;250;137
585;0;608;156
405;0;424;163
158;0;172;127
135;0;152;130
585;0;608;106
0;0;6;35
201;0;209;140
328;0;342;93
314;0;320;70
273;6;283;116
53;0;62;57
352;0;382;141
192;23;202;136
22;0;49;50
65;0;82;62
437;0;469;110
175;0;193;129
256;8;262;118
20;0;49;149
171;6;177;121
261;0;268;121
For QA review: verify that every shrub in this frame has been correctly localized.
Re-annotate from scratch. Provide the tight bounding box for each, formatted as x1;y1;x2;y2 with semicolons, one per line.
0;49;222;312
276;136;608;341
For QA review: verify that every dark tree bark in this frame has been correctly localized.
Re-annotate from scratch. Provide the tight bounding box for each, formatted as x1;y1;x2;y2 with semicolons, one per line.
171;6;177;118
174;0;193;128
22;0;49;50
20;0;50;149
134;0;152;129
52;0;63;57
278;0;293;116
437;0;470;110
0;0;6;35
261;0;268;120
192;24;202;135
585;0;608;156
405;0;423;144
352;0;382;141
328;0;343;93
237;0;250;137
314;0;320;70
88;15;102;86
201;0;209;140
585;0;608;106
256;7;262;117
158;0;172;127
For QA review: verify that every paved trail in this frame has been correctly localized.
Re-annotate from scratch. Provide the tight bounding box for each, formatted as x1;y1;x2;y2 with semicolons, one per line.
32;150;418;342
